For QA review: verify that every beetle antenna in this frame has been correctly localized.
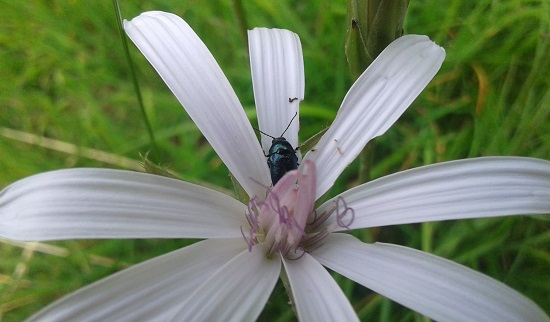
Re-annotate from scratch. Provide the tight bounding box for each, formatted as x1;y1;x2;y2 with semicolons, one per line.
253;112;298;139
280;112;298;137
253;127;276;139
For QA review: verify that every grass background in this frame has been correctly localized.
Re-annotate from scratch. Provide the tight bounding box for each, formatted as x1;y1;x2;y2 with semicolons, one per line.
1;0;549;320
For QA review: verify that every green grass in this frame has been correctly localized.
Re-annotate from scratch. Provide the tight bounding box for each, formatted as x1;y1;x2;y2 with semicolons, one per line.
1;0;549;321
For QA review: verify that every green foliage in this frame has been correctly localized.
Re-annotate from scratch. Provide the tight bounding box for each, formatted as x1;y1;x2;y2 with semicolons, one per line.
0;0;548;320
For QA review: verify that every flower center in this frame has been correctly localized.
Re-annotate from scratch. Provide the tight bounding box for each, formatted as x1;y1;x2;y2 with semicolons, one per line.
241;161;316;258
240;160;355;259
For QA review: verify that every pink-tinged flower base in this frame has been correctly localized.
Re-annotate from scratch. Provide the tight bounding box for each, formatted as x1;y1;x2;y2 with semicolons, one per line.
243;160;317;257
242;160;357;260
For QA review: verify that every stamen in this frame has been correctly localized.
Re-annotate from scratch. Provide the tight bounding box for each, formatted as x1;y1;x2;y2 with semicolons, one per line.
269;192;301;231
301;230;329;252
266;240;280;258
335;196;355;229
240;226;254;252
306;209;318;225
287;247;307;260
241;197;265;252
246;196;261;230
269;193;286;222
307;206;333;231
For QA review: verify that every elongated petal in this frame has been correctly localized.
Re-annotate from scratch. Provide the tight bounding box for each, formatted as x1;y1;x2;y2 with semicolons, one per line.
313;234;549;322
249;28;304;153
294;160;317;229
305;35;445;198
282;254;359;322
316;157;550;231
27;239;246;322
124;11;270;197
0;169;247;241
171;243;281;321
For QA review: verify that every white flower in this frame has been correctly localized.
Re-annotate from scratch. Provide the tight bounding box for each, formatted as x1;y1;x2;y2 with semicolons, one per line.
1;11;549;322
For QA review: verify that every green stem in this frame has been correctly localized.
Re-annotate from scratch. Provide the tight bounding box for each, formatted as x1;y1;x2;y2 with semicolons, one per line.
358;138;375;183
113;0;157;152
421;222;433;254
346;0;409;184
231;0;249;48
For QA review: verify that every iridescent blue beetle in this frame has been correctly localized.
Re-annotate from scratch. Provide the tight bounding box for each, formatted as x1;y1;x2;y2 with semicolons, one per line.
256;113;299;185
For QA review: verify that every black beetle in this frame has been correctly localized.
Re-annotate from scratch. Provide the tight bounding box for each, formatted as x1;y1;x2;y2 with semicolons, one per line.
256;113;299;185
266;137;299;185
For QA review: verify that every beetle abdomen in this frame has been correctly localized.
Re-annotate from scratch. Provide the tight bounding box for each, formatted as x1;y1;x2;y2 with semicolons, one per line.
267;139;298;185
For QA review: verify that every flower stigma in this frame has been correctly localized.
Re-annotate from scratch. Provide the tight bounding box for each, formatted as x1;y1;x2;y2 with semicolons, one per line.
241;160;355;259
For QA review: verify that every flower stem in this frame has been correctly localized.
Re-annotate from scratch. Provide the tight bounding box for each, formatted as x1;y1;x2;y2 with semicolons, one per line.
231;0;249;48
358;139;375;182
345;0;409;79
421;222;434;253
345;0;409;184
113;0;158;152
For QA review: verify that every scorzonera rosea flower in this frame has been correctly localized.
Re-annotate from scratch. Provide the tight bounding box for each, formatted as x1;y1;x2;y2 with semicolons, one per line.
1;11;549;322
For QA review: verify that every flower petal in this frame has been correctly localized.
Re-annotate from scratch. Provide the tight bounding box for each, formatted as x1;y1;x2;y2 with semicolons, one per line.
171;242;281;321
305;35;445;198
282;254;359;322
294;160;317;229
313;233;549;322
316;157;550;231
124;11;270;197
248;28;304;153
26;239;246;322
0;169;247;241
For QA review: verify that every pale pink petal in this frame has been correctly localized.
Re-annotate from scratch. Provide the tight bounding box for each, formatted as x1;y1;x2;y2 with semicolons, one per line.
282;254;359;322
27;239;245;322
261;170;298;219
305;35;445;199
0;169;247;241
313;233;549;322
171;243;281;321
315;157;550;231
249;28;304;153
294;160;317;229
124;11;270;197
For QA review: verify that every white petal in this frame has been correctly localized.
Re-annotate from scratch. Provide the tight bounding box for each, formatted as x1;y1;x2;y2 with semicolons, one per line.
248;28;304;153
313;233;549;322
0;169;247;241
305;35;445;198
124;11;270;197
27;239;246;322
172;242;281;321
316;157;550;231
282;254;359;322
